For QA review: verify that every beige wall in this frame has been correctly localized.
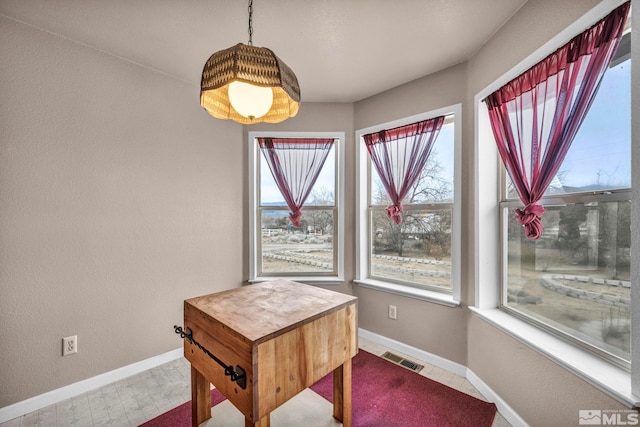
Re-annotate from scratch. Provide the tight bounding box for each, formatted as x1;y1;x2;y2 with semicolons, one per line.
0;15;245;406
354;62;467;131
467;315;627;426
1;0;637;425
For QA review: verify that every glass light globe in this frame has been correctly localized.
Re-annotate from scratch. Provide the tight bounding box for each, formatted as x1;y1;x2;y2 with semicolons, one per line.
228;81;274;119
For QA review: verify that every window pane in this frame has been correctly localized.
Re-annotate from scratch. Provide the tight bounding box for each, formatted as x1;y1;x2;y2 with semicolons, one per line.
261;209;334;274
371;209;452;290
260;155;286;206
506;58;631;199
308;149;335;206
558;59;631;192
260;147;335;206
504;201;631;362
370;122;454;205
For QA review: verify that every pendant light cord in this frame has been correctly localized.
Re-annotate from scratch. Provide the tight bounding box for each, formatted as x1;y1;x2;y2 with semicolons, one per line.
248;0;254;46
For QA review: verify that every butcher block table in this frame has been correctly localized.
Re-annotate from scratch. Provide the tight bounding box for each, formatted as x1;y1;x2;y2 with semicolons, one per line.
183;279;358;427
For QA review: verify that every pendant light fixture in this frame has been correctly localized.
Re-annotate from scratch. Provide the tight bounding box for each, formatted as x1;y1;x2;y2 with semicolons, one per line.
200;0;300;124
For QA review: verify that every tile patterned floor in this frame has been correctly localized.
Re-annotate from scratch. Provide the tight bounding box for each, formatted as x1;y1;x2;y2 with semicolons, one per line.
1;338;512;426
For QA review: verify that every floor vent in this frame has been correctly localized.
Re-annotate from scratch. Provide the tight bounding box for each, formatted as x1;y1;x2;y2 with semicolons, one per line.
381;351;424;373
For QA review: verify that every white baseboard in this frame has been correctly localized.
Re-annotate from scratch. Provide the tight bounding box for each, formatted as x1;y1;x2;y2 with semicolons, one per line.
0;348;183;424
358;328;467;376
466;369;529;427
358;327;527;426
3;331;526;425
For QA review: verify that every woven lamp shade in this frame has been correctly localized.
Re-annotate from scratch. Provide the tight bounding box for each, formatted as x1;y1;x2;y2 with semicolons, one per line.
200;43;300;124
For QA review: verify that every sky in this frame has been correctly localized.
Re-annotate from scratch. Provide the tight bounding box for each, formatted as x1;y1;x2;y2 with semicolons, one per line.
260;147;336;205
259;56;630;206
556;59;631;190
259;126;455;207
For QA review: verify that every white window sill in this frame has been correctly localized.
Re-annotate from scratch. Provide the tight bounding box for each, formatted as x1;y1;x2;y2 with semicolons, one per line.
469;307;639;407
354;279;459;307
248;276;344;286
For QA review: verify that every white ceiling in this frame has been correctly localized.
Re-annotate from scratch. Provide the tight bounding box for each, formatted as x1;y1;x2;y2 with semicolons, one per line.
0;0;527;102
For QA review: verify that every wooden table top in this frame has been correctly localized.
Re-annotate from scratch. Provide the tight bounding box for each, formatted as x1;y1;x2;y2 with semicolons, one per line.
185;279;357;344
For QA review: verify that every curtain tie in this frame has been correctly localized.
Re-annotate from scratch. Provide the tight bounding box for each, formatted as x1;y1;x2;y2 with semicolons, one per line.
386;204;403;225
289;209;303;228
515;203;546;240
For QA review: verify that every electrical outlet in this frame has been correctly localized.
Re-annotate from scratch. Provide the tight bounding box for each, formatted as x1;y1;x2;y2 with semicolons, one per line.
62;335;77;356
388;305;397;320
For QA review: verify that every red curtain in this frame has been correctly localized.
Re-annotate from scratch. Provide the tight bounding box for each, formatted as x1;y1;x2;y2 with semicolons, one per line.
258;138;335;227
485;2;629;240
363;116;445;224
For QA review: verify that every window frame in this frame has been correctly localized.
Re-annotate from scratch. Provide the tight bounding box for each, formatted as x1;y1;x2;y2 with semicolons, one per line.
248;131;345;284
499;190;632;369
498;6;633;369
474;0;639;406
355;104;462;306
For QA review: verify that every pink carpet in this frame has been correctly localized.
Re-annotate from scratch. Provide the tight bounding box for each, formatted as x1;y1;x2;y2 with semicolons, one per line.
140;350;497;427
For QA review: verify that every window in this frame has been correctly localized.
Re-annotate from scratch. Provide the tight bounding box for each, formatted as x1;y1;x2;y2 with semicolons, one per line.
489;5;633;368
499;35;632;367
475;0;636;405
248;132;344;283
356;105;461;304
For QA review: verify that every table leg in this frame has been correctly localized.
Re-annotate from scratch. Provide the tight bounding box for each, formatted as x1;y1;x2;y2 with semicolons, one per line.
333;359;352;427
245;414;270;427
191;366;211;427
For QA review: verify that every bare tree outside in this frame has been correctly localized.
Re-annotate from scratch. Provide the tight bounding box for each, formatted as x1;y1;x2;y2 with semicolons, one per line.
305;185;334;235
369;150;454;289
372;151;452;258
